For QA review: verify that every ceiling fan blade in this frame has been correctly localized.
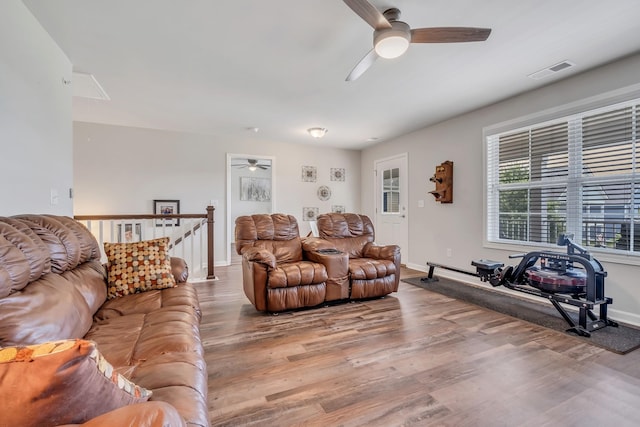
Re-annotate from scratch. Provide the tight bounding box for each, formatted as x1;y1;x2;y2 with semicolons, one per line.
346;49;379;82
343;0;391;30
411;27;492;43
258;165;269;170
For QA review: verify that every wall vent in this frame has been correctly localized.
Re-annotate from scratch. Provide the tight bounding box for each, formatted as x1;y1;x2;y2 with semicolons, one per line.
527;61;575;80
72;72;110;100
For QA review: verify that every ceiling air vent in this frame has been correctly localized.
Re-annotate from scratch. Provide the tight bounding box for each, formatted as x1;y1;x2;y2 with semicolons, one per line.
527;60;575;80
71;72;110;100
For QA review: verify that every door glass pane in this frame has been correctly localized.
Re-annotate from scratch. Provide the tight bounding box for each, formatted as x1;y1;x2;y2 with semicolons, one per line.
382;167;400;213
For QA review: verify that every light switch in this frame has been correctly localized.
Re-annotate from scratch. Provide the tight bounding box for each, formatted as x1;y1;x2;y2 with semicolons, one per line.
418;199;425;208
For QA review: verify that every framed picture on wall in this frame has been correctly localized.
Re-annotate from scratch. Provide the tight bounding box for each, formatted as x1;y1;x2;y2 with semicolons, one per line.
153;199;180;226
240;177;271;202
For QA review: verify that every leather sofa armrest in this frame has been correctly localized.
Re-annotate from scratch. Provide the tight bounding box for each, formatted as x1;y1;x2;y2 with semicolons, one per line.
170;257;189;283
364;243;402;291
363;242;401;261
58;401;186;427
242;247;276;269
240;248;273;311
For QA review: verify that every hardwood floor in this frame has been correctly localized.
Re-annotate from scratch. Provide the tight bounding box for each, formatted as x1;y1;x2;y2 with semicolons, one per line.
196;265;640;426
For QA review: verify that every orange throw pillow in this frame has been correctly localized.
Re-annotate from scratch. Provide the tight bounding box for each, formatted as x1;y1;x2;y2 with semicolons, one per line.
0;339;151;426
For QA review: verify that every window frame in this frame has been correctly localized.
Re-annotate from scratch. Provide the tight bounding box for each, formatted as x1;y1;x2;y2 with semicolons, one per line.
483;86;640;266
381;166;400;215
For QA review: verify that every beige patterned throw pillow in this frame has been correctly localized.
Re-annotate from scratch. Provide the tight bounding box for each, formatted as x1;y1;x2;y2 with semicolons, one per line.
104;237;176;299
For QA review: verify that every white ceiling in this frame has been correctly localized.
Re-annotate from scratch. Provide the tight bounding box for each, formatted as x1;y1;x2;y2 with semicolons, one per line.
23;0;640;150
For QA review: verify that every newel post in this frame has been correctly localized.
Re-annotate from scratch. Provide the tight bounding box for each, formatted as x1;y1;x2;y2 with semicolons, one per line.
206;205;215;279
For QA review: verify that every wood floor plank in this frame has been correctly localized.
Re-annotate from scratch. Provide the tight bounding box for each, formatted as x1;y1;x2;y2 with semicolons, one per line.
196;265;640;426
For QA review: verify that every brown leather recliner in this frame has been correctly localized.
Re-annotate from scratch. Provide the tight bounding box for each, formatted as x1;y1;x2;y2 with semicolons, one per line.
235;213;349;312
315;213;401;299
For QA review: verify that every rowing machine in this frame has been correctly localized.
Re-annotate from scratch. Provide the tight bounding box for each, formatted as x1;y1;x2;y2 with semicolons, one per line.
472;234;618;337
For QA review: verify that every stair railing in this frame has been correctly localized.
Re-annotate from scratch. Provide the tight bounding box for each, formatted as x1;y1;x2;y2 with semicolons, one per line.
75;206;215;280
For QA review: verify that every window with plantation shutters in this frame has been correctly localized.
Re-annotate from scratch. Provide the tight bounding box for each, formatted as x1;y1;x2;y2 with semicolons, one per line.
486;98;640;253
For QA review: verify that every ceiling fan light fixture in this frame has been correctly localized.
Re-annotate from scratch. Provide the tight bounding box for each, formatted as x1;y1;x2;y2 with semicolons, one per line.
307;127;328;138
247;159;259;171
374;21;410;59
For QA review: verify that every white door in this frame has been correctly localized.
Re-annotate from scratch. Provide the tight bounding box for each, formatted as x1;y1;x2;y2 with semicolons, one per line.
226;153;275;265
374;154;408;262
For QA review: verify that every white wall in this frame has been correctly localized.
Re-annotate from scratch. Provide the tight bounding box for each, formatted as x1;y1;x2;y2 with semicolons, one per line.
361;52;640;325
73;122;361;264
0;0;73;215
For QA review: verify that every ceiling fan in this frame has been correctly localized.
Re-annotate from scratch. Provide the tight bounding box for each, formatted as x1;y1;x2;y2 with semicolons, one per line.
343;0;492;81
231;159;271;171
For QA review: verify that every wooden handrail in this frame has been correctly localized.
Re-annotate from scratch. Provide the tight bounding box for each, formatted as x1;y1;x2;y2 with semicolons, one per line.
75;206;216;280
74;213;207;220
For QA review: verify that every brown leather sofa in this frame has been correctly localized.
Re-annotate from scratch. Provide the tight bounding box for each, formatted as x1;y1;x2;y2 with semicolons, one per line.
0;215;208;427
315;213;401;299
235;213;400;312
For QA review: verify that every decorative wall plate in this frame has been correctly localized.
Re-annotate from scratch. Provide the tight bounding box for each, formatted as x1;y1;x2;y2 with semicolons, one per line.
331;205;345;214
302;166;317;182
303;207;319;221
317;185;331;201
330;168;345;181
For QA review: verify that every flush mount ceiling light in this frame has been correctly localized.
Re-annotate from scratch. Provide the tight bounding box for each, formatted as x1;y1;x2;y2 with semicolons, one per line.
308;127;328;138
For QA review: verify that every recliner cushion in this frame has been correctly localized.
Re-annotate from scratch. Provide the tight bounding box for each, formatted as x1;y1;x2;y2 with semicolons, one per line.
0;221;50;296
0;272;96;346
12;215;83;273
0;217;52;277
316;213;375;258
348;258;396;280
249;238;303;264
235;214;303;262
268;261;328;288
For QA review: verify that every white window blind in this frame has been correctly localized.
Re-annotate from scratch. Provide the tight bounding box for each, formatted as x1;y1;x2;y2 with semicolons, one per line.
487;98;639;253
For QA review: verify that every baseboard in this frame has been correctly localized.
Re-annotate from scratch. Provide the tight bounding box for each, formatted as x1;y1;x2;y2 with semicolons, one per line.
607;309;640;328
405;262;429;272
